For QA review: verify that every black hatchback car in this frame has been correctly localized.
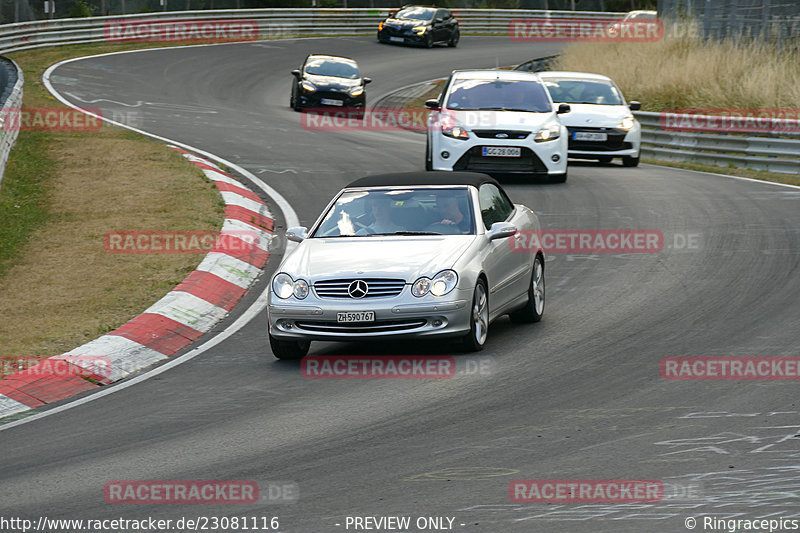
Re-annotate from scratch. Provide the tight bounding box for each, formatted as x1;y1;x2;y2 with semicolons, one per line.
378;5;459;48
290;55;371;111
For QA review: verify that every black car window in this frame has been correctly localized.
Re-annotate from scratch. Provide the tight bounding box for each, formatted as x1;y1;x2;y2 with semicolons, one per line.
304;58;360;80
435;9;448;20
478;184;514;230
446;79;552;113
394;6;436;21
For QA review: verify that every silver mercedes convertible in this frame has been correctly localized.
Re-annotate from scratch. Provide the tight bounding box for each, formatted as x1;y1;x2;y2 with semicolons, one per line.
267;172;545;359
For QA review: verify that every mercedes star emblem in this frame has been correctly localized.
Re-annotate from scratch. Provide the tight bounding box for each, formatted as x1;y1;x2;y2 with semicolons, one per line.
348;280;369;298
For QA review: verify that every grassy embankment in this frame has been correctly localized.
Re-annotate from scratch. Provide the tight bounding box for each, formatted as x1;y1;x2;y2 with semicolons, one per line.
0;43;226;359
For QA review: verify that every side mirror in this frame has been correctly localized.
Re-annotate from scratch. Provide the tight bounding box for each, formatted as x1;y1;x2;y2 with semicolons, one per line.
487;222;517;241
286;226;308;243
424;99;441;110
628;101;641;111
435;17;444;23
291;69;301;79
557;103;571;114
363;77;372;84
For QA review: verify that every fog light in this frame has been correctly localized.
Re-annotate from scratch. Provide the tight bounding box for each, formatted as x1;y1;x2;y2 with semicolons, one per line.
551;154;560;162
432;319;443;327
441;151;450;159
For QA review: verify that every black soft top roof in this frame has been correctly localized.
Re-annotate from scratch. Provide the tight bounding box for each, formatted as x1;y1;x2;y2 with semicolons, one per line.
346;171;500;189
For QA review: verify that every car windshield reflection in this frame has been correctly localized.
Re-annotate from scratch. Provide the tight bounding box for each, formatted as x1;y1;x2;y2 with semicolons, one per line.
312;188;475;237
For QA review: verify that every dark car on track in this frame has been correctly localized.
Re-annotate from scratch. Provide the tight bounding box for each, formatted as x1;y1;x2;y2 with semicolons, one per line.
290;54;371;111
378;5;460;48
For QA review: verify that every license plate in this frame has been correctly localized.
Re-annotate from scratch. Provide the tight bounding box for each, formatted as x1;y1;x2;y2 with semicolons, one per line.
337;311;375;323
482;146;521;157
573;131;607;141
390;36;404;42
321;98;343;106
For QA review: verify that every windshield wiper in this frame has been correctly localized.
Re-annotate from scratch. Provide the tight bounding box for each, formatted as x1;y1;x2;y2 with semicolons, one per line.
478;107;538;112
369;231;441;236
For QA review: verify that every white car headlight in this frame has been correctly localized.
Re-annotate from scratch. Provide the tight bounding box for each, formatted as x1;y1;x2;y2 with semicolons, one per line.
413;25;428;34
430;270;458;296
617;115;635;130
273;273;309;300
349;86;364;97
301;81;316;93
534;121;561;142
412;270;458;297
440;113;469;139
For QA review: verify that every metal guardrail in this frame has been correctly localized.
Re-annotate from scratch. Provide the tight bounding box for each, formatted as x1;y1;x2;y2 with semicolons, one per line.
0;9;626;55
636;111;800;174
0;58;23;190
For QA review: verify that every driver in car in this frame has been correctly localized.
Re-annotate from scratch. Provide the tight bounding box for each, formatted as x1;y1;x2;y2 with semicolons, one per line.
427;196;470;234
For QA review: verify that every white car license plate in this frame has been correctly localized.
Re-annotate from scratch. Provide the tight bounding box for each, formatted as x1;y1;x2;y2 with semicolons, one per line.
482;146;521;157
321;98;343;106
337;311;375;323
390;36;404;42
573;131;607;141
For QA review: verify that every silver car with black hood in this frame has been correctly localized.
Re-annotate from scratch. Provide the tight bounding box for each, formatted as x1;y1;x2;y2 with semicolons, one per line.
267;172;545;359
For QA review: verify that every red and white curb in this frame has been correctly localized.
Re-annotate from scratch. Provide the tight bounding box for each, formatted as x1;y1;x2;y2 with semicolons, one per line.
0;147;273;420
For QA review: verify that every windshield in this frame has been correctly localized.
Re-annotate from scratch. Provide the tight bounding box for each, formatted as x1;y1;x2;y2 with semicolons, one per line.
445;79;552;113
543;79;624;106
393;7;435;20
312;188;475;237
304;58;360;80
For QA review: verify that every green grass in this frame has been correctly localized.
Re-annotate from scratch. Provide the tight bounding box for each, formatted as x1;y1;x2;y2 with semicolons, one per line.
0;132;57;278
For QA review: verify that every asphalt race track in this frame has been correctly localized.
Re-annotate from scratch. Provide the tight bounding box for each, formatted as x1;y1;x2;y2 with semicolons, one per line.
2;36;800;533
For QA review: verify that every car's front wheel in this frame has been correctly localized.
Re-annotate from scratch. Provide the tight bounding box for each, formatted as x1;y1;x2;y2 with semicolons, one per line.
269;334;310;360
424;33;434;48
622;155;640;167
509;254;545;323
462;280;489;351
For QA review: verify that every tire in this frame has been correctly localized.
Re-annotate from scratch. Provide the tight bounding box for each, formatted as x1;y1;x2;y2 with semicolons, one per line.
597;156;612;164
424;33;433;48
509;254;545;324
461;280;489;352
425;137;433;170
622;155;640;167
550;171;567;183
448;29;460;47
291;92;302;112
269;334;310;360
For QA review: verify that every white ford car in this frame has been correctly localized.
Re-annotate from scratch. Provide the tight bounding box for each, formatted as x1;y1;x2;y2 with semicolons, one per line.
538;71;642;167
425;69;570;182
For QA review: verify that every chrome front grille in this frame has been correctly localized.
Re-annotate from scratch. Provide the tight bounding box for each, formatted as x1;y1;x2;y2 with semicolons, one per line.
313;278;406;299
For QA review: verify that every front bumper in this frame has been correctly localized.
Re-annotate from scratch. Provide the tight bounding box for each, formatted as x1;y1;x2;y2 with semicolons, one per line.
430;133;568;175
268;289;472;342
298;89;365;109
566;126;641;158
378;28;429;45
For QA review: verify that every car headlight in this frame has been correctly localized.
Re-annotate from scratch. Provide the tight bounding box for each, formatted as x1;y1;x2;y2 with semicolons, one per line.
301;81;316;93
349;86;364;97
440;113;469;139
617;115;635;130
272;273;309;300
378;21;384;31
534;121;561;142
413;25;428;34
412;270;458;297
